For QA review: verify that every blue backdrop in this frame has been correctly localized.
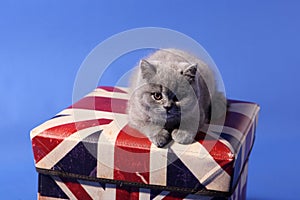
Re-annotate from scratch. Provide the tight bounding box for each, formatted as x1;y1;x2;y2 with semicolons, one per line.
1;1;299;199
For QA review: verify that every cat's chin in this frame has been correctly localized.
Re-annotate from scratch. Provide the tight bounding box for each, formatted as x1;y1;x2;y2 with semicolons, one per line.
164;116;180;130
166;115;180;121
166;114;180;122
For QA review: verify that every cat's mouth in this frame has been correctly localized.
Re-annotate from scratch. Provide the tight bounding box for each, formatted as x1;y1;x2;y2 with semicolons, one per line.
166;109;180;118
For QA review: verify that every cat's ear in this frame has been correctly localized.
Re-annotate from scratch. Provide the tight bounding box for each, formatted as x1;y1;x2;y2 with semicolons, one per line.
183;63;197;82
140;59;156;80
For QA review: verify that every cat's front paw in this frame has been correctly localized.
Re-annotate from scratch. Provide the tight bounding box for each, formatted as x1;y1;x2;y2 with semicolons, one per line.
151;129;170;148
171;129;195;144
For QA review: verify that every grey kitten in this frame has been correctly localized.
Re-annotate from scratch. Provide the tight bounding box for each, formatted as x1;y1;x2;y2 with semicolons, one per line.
127;49;226;147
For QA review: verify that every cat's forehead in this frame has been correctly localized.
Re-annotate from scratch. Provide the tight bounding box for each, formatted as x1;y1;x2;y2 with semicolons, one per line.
155;77;191;95
141;60;194;95
152;60;191;70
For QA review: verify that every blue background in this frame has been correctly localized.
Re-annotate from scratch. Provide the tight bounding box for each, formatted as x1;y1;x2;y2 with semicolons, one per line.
1;1;299;199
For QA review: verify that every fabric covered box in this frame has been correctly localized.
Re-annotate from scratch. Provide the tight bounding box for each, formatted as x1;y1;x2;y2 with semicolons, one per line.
31;86;259;199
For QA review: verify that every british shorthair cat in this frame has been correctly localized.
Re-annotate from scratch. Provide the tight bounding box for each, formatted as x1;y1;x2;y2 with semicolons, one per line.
127;49;226;147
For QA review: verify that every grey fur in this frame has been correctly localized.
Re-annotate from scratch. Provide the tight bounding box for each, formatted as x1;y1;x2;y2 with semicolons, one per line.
127;49;226;147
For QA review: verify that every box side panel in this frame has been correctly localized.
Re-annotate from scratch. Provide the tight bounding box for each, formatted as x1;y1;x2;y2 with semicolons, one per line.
38;173;226;200
38;159;249;200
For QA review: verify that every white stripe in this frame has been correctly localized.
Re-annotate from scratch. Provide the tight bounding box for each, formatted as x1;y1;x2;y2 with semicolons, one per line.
88;88;129;100
149;144;168;186
36;125;108;169
78;180;103;199
170;142;215;177
152;191;170;200
139;188;151;200
136;172;148;184
200;165;222;184
204;167;231;192
97;119;128;179
228;102;259;121
116;86;130;92
96;86;129;93
30;109;126;139
170;142;231;192
53;176;78;200
102;184;117;199
207;124;243;141
60;108;126;119
78;180;117;200
249;115;256;146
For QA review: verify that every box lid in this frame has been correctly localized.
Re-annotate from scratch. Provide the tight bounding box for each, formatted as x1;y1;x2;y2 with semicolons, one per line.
31;86;259;196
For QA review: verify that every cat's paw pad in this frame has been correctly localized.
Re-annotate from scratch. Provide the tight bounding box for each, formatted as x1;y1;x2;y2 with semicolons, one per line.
152;129;170;148
171;129;195;144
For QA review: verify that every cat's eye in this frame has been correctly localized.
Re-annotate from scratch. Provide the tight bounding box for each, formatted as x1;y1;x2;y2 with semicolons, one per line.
151;92;163;101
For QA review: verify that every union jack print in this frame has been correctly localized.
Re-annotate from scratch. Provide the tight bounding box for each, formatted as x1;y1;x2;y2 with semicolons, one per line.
37;161;249;200
31;86;259;199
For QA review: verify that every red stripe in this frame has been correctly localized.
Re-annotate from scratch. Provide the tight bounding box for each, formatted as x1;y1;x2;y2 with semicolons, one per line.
114;125;151;184
98;86;127;93
61;178;93;200
115;186;131;200
70;96;127;114
116;186;139;200
129;187;140;200
32;118;112;163
196;132;234;175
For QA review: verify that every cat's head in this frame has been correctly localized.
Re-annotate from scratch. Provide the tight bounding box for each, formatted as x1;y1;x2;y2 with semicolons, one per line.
133;59;200;125
140;59;197;85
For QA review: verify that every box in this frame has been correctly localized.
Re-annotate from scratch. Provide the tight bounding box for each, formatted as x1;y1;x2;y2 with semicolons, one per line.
31;86;259;199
